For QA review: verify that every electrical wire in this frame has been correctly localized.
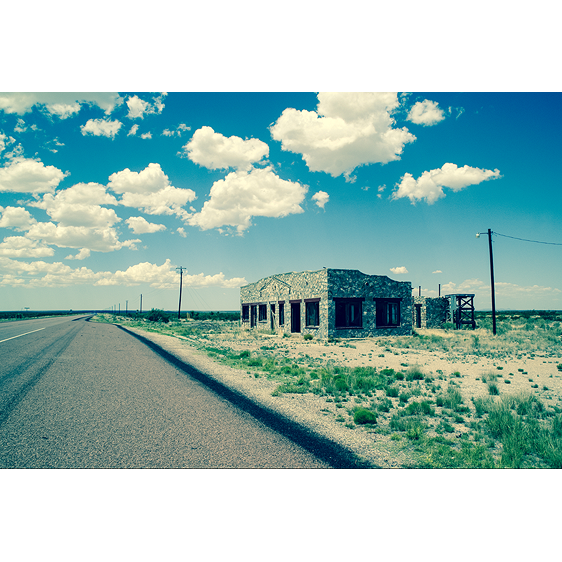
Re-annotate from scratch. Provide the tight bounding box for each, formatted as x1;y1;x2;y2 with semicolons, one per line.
493;231;562;246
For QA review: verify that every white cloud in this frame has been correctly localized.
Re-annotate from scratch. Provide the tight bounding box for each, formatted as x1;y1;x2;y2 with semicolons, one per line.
432;269;443;274
126;216;166;234
65;248;90;260
0;236;54;257
390;266;408;274
14;118;27;133
0;256;246;289
183;126;269;171
128;124;139;136
188;166;307;234
0;158;69;194
0;93;123;117
126;94;166;120
312;191;329;209
126;96;150;119
407;99;445;126
177;227;187;237
81;118;122;139
140;132;152;140
108;163;196;219
30;182;120;227
270;92;416;178
393;163;502;204
163;124;190;137
25;222;139;253
0;206;37;230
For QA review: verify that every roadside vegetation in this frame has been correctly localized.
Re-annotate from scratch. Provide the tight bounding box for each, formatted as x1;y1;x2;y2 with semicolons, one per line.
95;309;562;468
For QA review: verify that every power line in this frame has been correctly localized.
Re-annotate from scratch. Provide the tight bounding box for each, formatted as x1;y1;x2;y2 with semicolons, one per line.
493;231;562;246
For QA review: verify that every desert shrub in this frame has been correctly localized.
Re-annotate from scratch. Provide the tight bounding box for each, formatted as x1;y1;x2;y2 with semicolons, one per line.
303;334;313;340
271;383;309;396
472;396;490;417
488;382;500;395
145;309;170;323
403;400;435;417
377;397;393;413
406;366;425;381
436;386;463;409
353;407;378;425
386;385;399;398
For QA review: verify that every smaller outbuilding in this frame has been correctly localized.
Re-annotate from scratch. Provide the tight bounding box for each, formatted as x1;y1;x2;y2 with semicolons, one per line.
240;268;413;339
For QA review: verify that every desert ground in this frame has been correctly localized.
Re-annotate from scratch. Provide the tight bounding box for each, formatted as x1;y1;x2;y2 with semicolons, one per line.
95;312;562;468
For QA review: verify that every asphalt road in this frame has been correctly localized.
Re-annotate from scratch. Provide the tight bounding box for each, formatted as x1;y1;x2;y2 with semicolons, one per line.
0;316;330;468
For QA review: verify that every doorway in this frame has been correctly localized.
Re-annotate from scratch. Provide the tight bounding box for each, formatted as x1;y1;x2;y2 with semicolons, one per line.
291;302;301;333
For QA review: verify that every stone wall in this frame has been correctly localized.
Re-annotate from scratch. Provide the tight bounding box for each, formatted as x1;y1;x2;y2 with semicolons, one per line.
240;268;412;339
413;296;450;328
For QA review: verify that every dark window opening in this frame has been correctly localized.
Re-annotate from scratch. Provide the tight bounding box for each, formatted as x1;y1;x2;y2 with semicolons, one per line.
279;302;284;326
305;301;319;327
291;302;301;333
270;304;276;330
242;305;249;321
334;299;362;328
251;305;257;328
376;299;401;327
258;304;267;322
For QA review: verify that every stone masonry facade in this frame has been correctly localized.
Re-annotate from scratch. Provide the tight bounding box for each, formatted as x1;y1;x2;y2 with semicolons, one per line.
412;296;450;329
240;268;412;339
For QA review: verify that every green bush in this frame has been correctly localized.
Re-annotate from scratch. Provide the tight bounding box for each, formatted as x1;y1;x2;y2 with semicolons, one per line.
303;334;313;340
353;408;378;425
145;309;170;323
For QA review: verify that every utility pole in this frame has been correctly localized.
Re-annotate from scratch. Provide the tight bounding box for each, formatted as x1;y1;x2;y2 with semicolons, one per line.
126;300;128;315
477;229;497;335
140;294;143;314
176;266;186;320
488;229;497;335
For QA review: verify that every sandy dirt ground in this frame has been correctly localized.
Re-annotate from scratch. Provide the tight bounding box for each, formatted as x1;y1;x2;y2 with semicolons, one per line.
118;322;562;468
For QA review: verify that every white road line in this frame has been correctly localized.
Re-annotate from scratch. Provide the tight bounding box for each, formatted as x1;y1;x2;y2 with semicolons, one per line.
0;327;46;344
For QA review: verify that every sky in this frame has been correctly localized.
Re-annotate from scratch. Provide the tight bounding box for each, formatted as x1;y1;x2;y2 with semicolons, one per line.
1;92;561;312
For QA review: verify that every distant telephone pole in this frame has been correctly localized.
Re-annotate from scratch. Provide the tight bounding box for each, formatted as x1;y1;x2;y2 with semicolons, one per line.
176;266;186;320
140;294;143;314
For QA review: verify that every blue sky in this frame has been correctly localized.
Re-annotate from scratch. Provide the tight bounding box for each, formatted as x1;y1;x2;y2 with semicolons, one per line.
1;92;561;312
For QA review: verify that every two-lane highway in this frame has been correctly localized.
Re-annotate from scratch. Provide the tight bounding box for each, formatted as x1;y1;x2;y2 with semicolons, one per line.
0;316;330;468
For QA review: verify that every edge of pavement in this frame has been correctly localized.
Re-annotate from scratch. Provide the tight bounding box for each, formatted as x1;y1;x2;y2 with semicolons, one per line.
112;322;382;469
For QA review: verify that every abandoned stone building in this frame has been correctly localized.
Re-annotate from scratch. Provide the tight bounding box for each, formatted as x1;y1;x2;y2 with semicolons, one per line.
413;294;476;330
240;268;413;339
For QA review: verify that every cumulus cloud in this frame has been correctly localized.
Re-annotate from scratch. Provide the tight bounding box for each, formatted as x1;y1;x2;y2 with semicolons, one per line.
312;191;329;209
0;158;69;194
25;222;139;253
0;256;247;289
65;248;90;260
270;92;416;178
107;163;196;219
407;99;445;126
126;93;166;120
0;206;37;230
183;126;269;171
81;118;122;139
390;266;408;274
393;163;502;204
188;166;307;234
30;182;120;227
0;236;54;257
432;269;443;274
163;124;190;137
128;124;139;136
126;216;166;234
0;93;123;117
